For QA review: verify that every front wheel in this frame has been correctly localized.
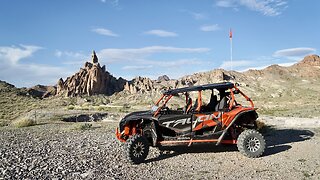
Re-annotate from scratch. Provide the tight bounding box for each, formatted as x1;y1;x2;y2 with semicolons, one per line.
126;134;150;164
237;129;265;158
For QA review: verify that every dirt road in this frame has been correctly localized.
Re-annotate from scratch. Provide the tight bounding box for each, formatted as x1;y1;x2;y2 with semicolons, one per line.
0;117;320;179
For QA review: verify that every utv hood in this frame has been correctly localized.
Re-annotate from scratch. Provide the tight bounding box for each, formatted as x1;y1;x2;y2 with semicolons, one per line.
119;110;154;132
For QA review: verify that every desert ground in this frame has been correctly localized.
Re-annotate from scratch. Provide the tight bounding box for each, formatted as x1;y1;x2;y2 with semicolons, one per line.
1;116;320;180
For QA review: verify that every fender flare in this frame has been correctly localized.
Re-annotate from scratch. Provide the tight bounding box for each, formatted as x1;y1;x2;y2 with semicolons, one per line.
142;118;159;147
216;110;257;145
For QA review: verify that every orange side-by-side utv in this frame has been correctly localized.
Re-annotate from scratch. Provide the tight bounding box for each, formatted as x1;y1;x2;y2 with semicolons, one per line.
116;82;265;164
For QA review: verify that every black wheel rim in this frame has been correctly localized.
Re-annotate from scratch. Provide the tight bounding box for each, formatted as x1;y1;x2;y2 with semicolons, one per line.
246;137;261;152
133;142;145;157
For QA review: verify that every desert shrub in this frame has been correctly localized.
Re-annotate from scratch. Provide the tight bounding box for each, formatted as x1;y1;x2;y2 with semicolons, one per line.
256;120;275;134
123;103;131;109
70;123;92;130
11;118;36;128
97;106;110;111
80;107;90;111
256;120;265;130
0;121;8;127
67;105;75;110
97;106;104;111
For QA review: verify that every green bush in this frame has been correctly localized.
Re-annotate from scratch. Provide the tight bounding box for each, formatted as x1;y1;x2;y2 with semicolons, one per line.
11;118;36;128
67;105;75;110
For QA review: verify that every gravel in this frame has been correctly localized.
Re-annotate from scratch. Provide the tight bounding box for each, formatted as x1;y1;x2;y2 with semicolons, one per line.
0;119;320;179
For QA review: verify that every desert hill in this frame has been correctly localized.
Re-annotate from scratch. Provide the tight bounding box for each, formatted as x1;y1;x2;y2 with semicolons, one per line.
0;54;319;123
110;54;320;117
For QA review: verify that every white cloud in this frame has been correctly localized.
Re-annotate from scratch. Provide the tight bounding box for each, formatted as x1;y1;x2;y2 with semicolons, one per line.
55;50;88;59
240;61;295;72
98;46;210;63
0;45;72;87
278;62;296;67
98;46;210;80
215;0;287;16
122;65;153;70
273;47;316;57
216;0;235;8
92;28;119;37
180;9;208;20
200;24;221;32
100;0;119;7
0;45;42;65
0;63;72;87
119;58;208;80
220;60;252;69
144;29;178;37
138;58;204;68
109;0;119;7
240;65;268;72
55;50;62;58
191;12;207;20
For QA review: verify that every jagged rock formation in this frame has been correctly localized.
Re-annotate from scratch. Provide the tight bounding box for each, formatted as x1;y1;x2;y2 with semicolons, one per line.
157;75;170;82
56;51;126;97
123;70;238;94
124;76;155;94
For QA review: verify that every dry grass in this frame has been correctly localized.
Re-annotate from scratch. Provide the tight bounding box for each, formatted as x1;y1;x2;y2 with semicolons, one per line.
69;123;93;131
11;118;37;128
0;121;8;127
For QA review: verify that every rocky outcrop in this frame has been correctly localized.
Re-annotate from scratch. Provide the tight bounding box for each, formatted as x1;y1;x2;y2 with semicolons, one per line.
56;51;126;97
157;75;170;82
27;85;57;98
175;69;238;87
296;54;320;66
123;69;241;94
124;76;155;94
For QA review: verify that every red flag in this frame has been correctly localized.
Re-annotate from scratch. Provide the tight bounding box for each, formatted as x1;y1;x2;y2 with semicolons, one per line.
229;29;232;39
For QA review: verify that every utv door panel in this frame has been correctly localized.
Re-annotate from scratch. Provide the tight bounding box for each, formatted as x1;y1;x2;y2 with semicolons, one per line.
158;114;193;132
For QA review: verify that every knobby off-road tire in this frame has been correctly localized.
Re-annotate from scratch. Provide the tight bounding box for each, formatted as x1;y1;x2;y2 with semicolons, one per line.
237;129;266;158
126;134;149;164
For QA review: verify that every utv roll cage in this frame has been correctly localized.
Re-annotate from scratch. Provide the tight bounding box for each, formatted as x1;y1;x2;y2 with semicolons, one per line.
153;82;254;117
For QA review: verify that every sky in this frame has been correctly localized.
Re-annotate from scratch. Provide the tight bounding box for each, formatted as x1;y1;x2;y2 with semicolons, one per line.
0;0;319;87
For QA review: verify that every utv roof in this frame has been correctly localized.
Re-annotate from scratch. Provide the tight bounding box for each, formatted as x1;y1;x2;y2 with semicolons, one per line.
163;82;234;95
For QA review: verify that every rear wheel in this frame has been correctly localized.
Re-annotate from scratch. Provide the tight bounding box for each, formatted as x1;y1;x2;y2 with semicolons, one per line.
126;134;149;164
237;129;265;158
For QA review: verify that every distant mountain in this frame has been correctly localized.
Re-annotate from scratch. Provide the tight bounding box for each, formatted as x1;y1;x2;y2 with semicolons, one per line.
1;54;320;118
113;54;320;117
2;54;320;97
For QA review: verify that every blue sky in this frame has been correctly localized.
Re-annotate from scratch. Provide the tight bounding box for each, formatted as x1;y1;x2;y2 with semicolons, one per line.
0;0;319;87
